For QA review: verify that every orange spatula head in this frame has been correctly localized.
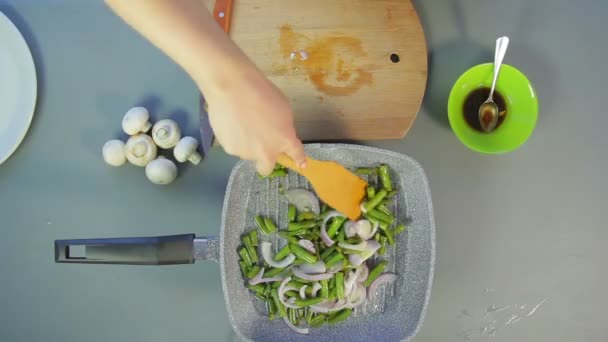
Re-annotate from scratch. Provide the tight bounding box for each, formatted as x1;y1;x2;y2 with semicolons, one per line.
277;154;367;221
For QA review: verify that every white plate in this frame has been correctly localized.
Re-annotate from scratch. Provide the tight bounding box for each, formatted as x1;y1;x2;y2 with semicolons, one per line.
0;10;37;165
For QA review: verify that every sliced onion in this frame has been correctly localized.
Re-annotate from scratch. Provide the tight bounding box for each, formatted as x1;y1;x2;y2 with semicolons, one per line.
346;283;367;308
297;261;326;274
356;220;375;240
299;285;308;299
368;273;398;299
356;264;369;283
283;317;309;335
347;240;381;266
360;202;368;214
366;221;379;240
249;267;285;285
298;239;316;254
321;211;345;247
310;300;335;313
285;189;320;215
344;221;358;238
344;270;357;297
331;299;348;311
261;241;296;268
292;267;335;281
311;282;322;297
338;240;368;251
278;276;300;309
328;260;344;274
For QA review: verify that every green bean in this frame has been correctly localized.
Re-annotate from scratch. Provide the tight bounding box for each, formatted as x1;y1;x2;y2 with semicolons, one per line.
288;220;316;231
267;300;276;321
238;247;253;266
366;186;376;200
363;260;388;286
239;261;249;276
271;288;287;318
255;215;270;235
274;245;291;261
264;284;272;297
327;216;347;238
271;281;282;288
296;308;305;325
258;169;287;179
366;209;394;225
335;272;345;299
309;314;326;327
324;251;345;268
355;167;375;175
385;226;395;245
294;296;325;307
386;190;398;198
289;243;318;263
378;164;393;191
345;237;361;244
291;276;314;284
305;308;314;323
320;279;329;299
377;203;393;216
378;236;388;255
394;224;407;235
363;189;387;212
320;245;336;260
288;204;297;222
336;228;346;242
246;265;261;279
243;235;258;262
278;232;299;244
246;283;265;295
283;228;308;236
285;290;299;298
288;308;297;324
274;163;286;171
297;211;316;222
255;293;267;300
288;280;307;289
248;229;258;246
321;203;329;212
264;217;278;234
264;267;285;278
328;308;352;324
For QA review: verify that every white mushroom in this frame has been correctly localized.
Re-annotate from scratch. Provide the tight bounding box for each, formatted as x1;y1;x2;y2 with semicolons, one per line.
102;140;126;166
151;119;181;149
145;157;177;185
124;134;157;166
174;136;201;165
122;107;152;135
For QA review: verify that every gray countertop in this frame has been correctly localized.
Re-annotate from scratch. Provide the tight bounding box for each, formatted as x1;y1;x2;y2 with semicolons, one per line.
0;0;605;341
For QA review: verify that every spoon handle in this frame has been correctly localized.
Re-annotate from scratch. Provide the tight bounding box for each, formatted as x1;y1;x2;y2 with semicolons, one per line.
489;36;510;100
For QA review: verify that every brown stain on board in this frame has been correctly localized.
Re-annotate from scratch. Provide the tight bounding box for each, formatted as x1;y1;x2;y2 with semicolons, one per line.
277;24;373;96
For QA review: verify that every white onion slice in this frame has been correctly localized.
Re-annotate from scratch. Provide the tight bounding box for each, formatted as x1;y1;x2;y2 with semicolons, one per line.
311;282;322;297
321;211;345;247
356;264;369;283
360;202;368;214
338;240;368;251
299;285;308;299
278;277;300;309
297;261;326;274
310;300;335;313
368;273;398;299
344;221;358;238
285;189;320;215
347;240;381;266
346;283;367;308
261;241;296;268
343;270;358;297
328;260;344;274
248;267;285;285
292;267;335;281
283;317;309;335
298;239;316;254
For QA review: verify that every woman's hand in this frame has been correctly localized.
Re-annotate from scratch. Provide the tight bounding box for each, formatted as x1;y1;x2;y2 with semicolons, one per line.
205;69;306;175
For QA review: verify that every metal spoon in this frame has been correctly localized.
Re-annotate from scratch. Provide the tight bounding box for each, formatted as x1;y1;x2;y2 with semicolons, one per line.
479;36;510;132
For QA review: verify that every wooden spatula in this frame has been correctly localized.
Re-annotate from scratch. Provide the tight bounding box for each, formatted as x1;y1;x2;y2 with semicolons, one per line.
277;154;367;221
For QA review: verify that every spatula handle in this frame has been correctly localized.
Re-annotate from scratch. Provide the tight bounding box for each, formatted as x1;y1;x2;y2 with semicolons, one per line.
55;234;196;265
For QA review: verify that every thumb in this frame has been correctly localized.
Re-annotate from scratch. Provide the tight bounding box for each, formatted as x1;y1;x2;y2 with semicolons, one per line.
283;138;307;169
255;153;276;176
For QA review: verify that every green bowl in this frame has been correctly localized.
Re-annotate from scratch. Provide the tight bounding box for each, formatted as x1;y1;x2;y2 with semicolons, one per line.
447;63;538;154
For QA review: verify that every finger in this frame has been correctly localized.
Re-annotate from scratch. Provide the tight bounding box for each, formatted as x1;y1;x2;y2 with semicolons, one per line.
283;138;307;169
255;153;276;176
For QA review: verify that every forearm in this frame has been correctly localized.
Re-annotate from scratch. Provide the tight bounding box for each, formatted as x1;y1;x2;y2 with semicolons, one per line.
105;0;253;95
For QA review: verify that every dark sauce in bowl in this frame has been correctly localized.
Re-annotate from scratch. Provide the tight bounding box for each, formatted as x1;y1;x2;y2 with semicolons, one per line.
463;87;507;132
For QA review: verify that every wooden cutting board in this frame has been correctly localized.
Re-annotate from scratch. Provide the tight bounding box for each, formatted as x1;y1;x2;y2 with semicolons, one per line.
203;0;427;140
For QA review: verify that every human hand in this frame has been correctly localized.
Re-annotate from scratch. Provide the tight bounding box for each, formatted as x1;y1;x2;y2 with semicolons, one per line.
204;69;306;175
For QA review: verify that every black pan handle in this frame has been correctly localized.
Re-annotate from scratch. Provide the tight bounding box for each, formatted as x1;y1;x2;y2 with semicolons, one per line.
55;234;195;265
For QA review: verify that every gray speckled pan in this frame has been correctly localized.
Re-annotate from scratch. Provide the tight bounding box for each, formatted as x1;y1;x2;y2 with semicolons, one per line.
55;144;435;342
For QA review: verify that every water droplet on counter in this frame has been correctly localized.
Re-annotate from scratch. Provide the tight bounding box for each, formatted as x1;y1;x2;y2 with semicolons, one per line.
526;298;547;317
504;314;519;325
46;220;52;225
